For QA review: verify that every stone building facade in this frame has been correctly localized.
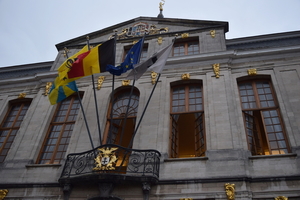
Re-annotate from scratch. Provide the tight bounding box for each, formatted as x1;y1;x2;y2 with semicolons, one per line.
0;16;300;200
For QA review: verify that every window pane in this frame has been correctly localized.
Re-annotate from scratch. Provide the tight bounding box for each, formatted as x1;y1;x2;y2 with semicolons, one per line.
0;101;31;162
38;95;81;164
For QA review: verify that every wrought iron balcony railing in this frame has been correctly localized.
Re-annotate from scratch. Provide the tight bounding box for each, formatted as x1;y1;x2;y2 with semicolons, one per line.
59;144;161;185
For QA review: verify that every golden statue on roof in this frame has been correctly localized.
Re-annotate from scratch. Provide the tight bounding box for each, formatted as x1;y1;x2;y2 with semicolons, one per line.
159;0;165;11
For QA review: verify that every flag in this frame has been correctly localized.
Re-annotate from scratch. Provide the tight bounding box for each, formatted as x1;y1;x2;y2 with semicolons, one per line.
57;45;89;82
58;39;115;83
126;40;174;80
106;38;144;76
48;78;78;105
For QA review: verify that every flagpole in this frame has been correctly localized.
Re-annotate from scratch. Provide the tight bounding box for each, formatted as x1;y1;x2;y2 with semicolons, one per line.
64;48;96;152
108;30;118;144
86;36;103;146
127;73;161;148
118;35;145;147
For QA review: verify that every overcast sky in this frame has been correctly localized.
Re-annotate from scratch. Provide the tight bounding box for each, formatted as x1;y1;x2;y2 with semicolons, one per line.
0;0;299;68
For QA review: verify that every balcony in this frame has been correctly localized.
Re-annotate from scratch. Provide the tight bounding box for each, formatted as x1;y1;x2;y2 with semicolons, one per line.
59;144;161;186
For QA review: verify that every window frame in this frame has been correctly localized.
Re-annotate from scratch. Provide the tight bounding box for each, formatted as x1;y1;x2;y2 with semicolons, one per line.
36;94;82;164
169;81;206;158
0;98;32;163
238;78;290;155
172;37;200;57
103;86;140;148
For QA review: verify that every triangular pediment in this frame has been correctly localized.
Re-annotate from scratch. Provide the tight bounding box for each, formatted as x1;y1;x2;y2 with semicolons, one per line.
55;16;228;50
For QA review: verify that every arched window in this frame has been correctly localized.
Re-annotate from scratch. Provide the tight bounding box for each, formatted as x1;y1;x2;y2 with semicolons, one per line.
170;81;205;158
0;98;32;162
237;78;290;155
37;94;82;164
104;87;140;148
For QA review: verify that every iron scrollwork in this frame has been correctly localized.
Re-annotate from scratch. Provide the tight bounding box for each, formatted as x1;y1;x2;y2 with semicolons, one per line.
59;144;161;183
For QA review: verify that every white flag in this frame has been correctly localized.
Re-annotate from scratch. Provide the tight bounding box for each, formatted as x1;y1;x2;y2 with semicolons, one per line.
126;41;174;80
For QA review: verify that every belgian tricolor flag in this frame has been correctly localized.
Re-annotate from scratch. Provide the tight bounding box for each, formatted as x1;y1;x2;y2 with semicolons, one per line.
58;39;115;84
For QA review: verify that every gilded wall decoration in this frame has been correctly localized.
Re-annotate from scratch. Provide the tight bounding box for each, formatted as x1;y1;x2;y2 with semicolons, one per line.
93;147;118;171
151;72;158;84
44;82;52;96
210;30;216;38
212;63;220;78
63;47;69;58
97;76;105;90
122;80;130;86
275;196;288;200
157;37;163;45
181;33;189;38
18;93;26;99
247;68;257;76
0;189;8;200
181;73;190;80
225;183;235;200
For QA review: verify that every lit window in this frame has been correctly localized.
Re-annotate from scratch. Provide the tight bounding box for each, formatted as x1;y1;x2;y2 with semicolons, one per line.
238;78;290;155
0;99;31;162
170;81;205;158
104;87;140;148
37;94;82;164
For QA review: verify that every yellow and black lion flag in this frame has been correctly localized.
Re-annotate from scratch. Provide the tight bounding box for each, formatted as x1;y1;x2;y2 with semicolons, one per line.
58;39;115;83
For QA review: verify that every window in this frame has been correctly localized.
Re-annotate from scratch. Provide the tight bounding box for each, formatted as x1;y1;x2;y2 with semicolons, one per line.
170;81;205;158
238;78;290;155
0;99;32;162
123;43;148;62
37;94;81;164
104;87;140;148
172;39;199;57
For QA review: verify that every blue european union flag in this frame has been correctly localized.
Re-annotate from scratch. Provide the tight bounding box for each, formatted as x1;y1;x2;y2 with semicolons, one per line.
107;38;144;76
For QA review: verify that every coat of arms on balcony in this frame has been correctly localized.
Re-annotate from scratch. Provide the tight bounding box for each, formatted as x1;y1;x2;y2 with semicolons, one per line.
109;22;169;40
93;147;118;171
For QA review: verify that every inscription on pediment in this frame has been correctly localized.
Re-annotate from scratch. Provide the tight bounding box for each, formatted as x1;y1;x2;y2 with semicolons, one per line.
109;22;168;40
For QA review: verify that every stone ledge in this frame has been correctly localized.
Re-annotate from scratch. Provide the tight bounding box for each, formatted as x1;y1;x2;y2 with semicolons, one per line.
249;153;297;160
164;157;208;162
25;164;62;168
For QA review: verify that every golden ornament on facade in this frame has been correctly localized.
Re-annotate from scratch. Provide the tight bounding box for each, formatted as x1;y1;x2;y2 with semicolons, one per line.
157;37;163;45
275;196;288;200
212;63;220;78
210;30;216;38
63;47;69;58
18;93;26;99
181;73;190;80
148;25;169;35
93;147;118;171
44;82;52;96
247;68;257;76
180;198;193;200
181;33;189;38
97;76;105;90
0;189;8;200
122;80;130;86
225;183;235;200
151;71;158;85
